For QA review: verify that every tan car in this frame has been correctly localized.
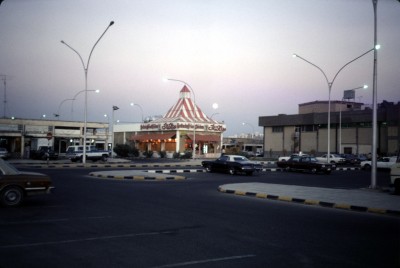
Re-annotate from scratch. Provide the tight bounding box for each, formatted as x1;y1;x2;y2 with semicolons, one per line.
0;159;54;206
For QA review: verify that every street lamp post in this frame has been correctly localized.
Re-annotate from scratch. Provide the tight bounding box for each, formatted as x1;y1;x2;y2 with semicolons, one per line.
111;105;119;157
61;21;114;164
371;0;378;189
130;102;144;122
242;122;255;138
166;78;197;159
293;47;378;163
339;85;368;154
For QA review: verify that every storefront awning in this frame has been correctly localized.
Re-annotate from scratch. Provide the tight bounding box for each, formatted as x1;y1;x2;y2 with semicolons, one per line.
130;133;175;141
187;134;220;142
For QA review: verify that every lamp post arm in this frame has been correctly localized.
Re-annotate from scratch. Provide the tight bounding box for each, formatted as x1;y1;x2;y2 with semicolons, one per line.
61;41;86;72
135;104;144;122
293;54;330;86
87;21;114;72
167;78;196;102
331;48;375;86
57;98;75;117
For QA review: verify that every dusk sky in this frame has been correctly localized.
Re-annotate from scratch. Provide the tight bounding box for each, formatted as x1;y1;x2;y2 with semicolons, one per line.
0;0;399;136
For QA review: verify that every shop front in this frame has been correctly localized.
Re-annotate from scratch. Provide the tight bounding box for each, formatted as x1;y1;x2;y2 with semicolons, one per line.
129;85;226;158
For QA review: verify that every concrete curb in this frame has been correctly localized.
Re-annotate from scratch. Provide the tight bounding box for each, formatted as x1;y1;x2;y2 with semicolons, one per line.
89;171;186;181
217;186;400;217
11;163;204;169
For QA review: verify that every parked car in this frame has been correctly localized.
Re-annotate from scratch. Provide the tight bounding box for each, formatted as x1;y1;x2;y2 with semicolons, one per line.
316;154;346;164
202;155;263;175
0;158;54;206
31;146;58;160
339;154;361;165
278;153;309;162
390;155;400;194
360;156;397;170
0;147;10;159
277;155;336;174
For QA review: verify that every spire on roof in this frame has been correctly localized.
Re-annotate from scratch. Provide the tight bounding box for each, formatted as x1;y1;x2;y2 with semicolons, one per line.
180;85;191;99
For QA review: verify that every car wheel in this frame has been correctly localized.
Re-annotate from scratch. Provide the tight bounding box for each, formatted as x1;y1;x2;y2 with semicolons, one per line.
285;166;290;172
310;168;317;174
101;155;108;162
1;186;24;207
363;164;371;170
394;180;400;195
228;167;235;175
246;171;254;176
205;165;212;173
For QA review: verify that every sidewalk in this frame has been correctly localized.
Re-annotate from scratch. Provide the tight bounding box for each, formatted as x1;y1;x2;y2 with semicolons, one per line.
218;183;400;216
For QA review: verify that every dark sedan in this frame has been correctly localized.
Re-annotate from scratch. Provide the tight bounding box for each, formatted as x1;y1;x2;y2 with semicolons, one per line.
277;155;336;174
202;155;263;175
0;159;54;206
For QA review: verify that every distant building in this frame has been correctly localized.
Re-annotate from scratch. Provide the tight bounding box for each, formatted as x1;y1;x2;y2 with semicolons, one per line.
0;118;109;158
259;100;400;157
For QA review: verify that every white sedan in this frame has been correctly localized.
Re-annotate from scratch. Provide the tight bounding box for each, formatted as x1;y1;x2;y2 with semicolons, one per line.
361;156;397;170
316;154;346;164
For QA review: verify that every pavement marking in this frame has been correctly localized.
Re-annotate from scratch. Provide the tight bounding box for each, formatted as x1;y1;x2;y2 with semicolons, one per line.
1;230;175;249
150;254;256;268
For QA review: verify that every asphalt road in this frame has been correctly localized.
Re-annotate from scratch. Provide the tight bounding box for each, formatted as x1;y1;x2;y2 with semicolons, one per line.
1;168;399;268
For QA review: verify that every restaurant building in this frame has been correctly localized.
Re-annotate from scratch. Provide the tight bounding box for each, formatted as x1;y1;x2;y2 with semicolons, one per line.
129;86;226;158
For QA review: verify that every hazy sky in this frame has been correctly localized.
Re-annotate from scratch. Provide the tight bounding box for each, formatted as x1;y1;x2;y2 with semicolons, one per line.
0;0;399;136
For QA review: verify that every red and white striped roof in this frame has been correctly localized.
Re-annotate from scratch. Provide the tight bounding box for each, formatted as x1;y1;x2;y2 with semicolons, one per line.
153;85;218;124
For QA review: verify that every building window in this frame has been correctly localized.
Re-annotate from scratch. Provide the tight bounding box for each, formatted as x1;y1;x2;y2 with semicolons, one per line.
272;126;283;133
358;122;372;128
301;125;316;132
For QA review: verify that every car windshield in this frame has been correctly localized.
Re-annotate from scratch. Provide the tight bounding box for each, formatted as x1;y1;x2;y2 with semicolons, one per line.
233;156;249;162
0;159;20;175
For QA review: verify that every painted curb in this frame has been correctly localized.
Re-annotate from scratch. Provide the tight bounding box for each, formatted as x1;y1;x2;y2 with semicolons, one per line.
89;172;186;181
217;186;400;217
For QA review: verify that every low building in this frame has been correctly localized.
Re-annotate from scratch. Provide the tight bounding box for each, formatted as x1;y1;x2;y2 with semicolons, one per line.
127;86;226;158
0;118;109;158
259;100;400;157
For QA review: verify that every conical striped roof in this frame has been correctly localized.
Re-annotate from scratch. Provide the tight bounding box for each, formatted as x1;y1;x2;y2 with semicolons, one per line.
152;85;218;124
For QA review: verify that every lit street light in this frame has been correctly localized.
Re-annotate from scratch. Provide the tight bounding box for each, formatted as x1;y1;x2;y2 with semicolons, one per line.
339;85;368;154
61;21;114;164
242;122;255;138
292;46;379;163
165;78;197;159
130;102;144;122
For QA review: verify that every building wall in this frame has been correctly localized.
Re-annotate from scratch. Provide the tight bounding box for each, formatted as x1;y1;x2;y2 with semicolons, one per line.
261;101;400;157
300;132;317;153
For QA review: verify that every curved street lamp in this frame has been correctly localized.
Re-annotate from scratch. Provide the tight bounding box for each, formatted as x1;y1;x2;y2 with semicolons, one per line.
292;45;379;163
54;98;74;119
61;21;114;164
130;102;144;122
165;78;197;159
242;122;255;138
